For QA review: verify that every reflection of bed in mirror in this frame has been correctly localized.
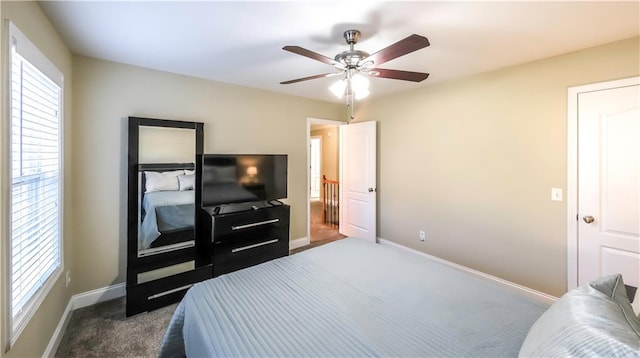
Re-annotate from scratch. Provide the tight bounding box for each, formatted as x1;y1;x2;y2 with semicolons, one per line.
201;160;260;206
139;163;195;255
201;183;258;206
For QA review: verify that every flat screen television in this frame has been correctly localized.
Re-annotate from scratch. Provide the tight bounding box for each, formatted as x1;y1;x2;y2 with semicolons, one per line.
201;154;287;207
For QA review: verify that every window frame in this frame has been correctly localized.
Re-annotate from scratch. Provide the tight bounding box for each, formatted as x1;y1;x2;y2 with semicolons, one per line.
4;20;65;348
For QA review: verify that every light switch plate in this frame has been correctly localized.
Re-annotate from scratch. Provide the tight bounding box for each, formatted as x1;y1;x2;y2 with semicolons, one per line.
551;188;563;201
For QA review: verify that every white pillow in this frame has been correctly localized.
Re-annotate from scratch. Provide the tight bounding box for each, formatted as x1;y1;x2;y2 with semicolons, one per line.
145;170;184;192
519;274;640;357
184;169;195;176
178;174;195;191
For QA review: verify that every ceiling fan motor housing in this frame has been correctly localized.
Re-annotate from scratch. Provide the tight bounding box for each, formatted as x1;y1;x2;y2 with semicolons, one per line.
335;29;371;68
343;29;361;44
335;50;370;68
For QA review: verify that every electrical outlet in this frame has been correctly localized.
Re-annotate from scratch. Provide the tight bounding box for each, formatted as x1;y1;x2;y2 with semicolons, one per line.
65;271;71;287
419;230;425;241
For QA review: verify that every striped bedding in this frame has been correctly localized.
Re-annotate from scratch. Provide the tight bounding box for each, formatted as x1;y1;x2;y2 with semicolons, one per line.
139;190;194;249
159;238;549;357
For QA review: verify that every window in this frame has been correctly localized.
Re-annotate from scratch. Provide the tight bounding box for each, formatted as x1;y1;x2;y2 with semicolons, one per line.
7;21;64;344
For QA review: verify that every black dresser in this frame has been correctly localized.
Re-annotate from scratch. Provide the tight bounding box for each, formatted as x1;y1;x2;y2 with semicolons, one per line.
202;203;290;277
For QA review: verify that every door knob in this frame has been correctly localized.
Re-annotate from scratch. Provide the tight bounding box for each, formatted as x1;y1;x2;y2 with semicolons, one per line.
368;187;376;193
583;215;595;224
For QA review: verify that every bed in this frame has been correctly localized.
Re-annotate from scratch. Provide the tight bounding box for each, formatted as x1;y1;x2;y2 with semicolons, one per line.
160;238;640;357
139;190;195;249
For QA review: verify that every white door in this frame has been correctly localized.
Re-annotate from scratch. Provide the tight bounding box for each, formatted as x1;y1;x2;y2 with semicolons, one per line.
310;136;321;199
340;121;377;242
577;80;640;312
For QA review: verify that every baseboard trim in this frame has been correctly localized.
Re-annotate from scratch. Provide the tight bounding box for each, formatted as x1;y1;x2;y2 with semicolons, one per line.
70;282;126;310
42;299;73;358
289;237;309;250
43;283;126;358
377;237;558;305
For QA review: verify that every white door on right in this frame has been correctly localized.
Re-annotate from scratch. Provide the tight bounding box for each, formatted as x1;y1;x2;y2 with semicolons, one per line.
578;80;640;313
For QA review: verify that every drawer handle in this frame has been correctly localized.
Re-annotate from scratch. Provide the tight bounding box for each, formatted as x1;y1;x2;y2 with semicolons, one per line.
148;284;193;300
231;239;279;253
231;219;279;231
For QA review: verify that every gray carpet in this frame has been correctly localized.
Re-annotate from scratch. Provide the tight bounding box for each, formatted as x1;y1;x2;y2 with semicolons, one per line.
56;202;344;357
55;297;177;358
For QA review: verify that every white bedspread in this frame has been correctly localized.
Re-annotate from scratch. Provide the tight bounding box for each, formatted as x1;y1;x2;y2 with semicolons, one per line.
160;238;549;357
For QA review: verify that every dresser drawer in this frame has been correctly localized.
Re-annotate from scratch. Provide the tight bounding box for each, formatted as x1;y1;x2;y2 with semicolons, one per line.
213;234;288;266
212;205;287;239
207;204;290;278
214;247;287;277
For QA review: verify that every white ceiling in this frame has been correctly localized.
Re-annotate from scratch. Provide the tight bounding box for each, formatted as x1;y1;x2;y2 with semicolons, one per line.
39;1;639;104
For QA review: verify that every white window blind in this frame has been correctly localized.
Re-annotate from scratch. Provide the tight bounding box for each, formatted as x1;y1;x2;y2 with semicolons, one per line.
8;22;63;341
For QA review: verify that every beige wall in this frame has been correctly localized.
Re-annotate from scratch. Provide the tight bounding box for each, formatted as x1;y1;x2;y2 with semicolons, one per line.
0;1;73;357
358;37;640;297
139;126;195;163
72;55;344;293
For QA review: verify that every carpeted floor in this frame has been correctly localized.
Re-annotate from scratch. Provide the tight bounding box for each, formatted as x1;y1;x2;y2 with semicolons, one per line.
55;201;345;357
55;297;177;358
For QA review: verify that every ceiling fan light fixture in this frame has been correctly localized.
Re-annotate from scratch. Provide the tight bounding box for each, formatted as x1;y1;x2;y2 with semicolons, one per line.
350;74;370;95
330;73;370;100
329;78;347;98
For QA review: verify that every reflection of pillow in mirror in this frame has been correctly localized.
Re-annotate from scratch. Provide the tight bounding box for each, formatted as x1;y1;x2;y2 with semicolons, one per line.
184;169;195;176
178;174;195;191
145;170;183;192
211;166;236;183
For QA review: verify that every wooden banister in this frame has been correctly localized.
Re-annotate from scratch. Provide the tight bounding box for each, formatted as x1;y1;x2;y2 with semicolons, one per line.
321;175;339;226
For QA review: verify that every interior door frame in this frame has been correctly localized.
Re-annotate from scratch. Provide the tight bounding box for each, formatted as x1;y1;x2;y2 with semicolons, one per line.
301;117;345;249
566;76;640;291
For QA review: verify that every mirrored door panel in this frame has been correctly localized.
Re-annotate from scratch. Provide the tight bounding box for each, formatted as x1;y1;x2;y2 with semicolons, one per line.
138;126;196;257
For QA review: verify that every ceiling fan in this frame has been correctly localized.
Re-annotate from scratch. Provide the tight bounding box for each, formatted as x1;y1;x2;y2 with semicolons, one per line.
280;29;430;95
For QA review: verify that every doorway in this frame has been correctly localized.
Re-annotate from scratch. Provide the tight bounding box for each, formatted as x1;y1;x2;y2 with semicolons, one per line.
308;119;346;247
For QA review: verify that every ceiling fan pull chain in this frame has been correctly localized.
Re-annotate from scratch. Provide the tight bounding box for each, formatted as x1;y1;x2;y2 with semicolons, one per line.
348;92;355;120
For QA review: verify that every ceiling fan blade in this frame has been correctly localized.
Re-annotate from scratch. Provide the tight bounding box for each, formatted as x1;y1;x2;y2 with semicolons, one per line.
280;72;341;85
365;34;430;66
369;68;430;82
283;46;337;66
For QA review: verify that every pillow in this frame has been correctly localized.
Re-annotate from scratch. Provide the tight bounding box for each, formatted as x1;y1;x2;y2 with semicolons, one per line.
184;169;195;176
144;170;184;192
178;174;195;191
590;274;640;328
519;274;640;357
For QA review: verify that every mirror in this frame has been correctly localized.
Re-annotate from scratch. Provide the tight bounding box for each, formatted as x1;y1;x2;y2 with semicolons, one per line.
126;117;206;316
137;126;196;257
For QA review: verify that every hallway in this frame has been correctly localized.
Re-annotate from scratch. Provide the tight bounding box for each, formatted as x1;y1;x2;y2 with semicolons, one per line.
310;199;345;244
